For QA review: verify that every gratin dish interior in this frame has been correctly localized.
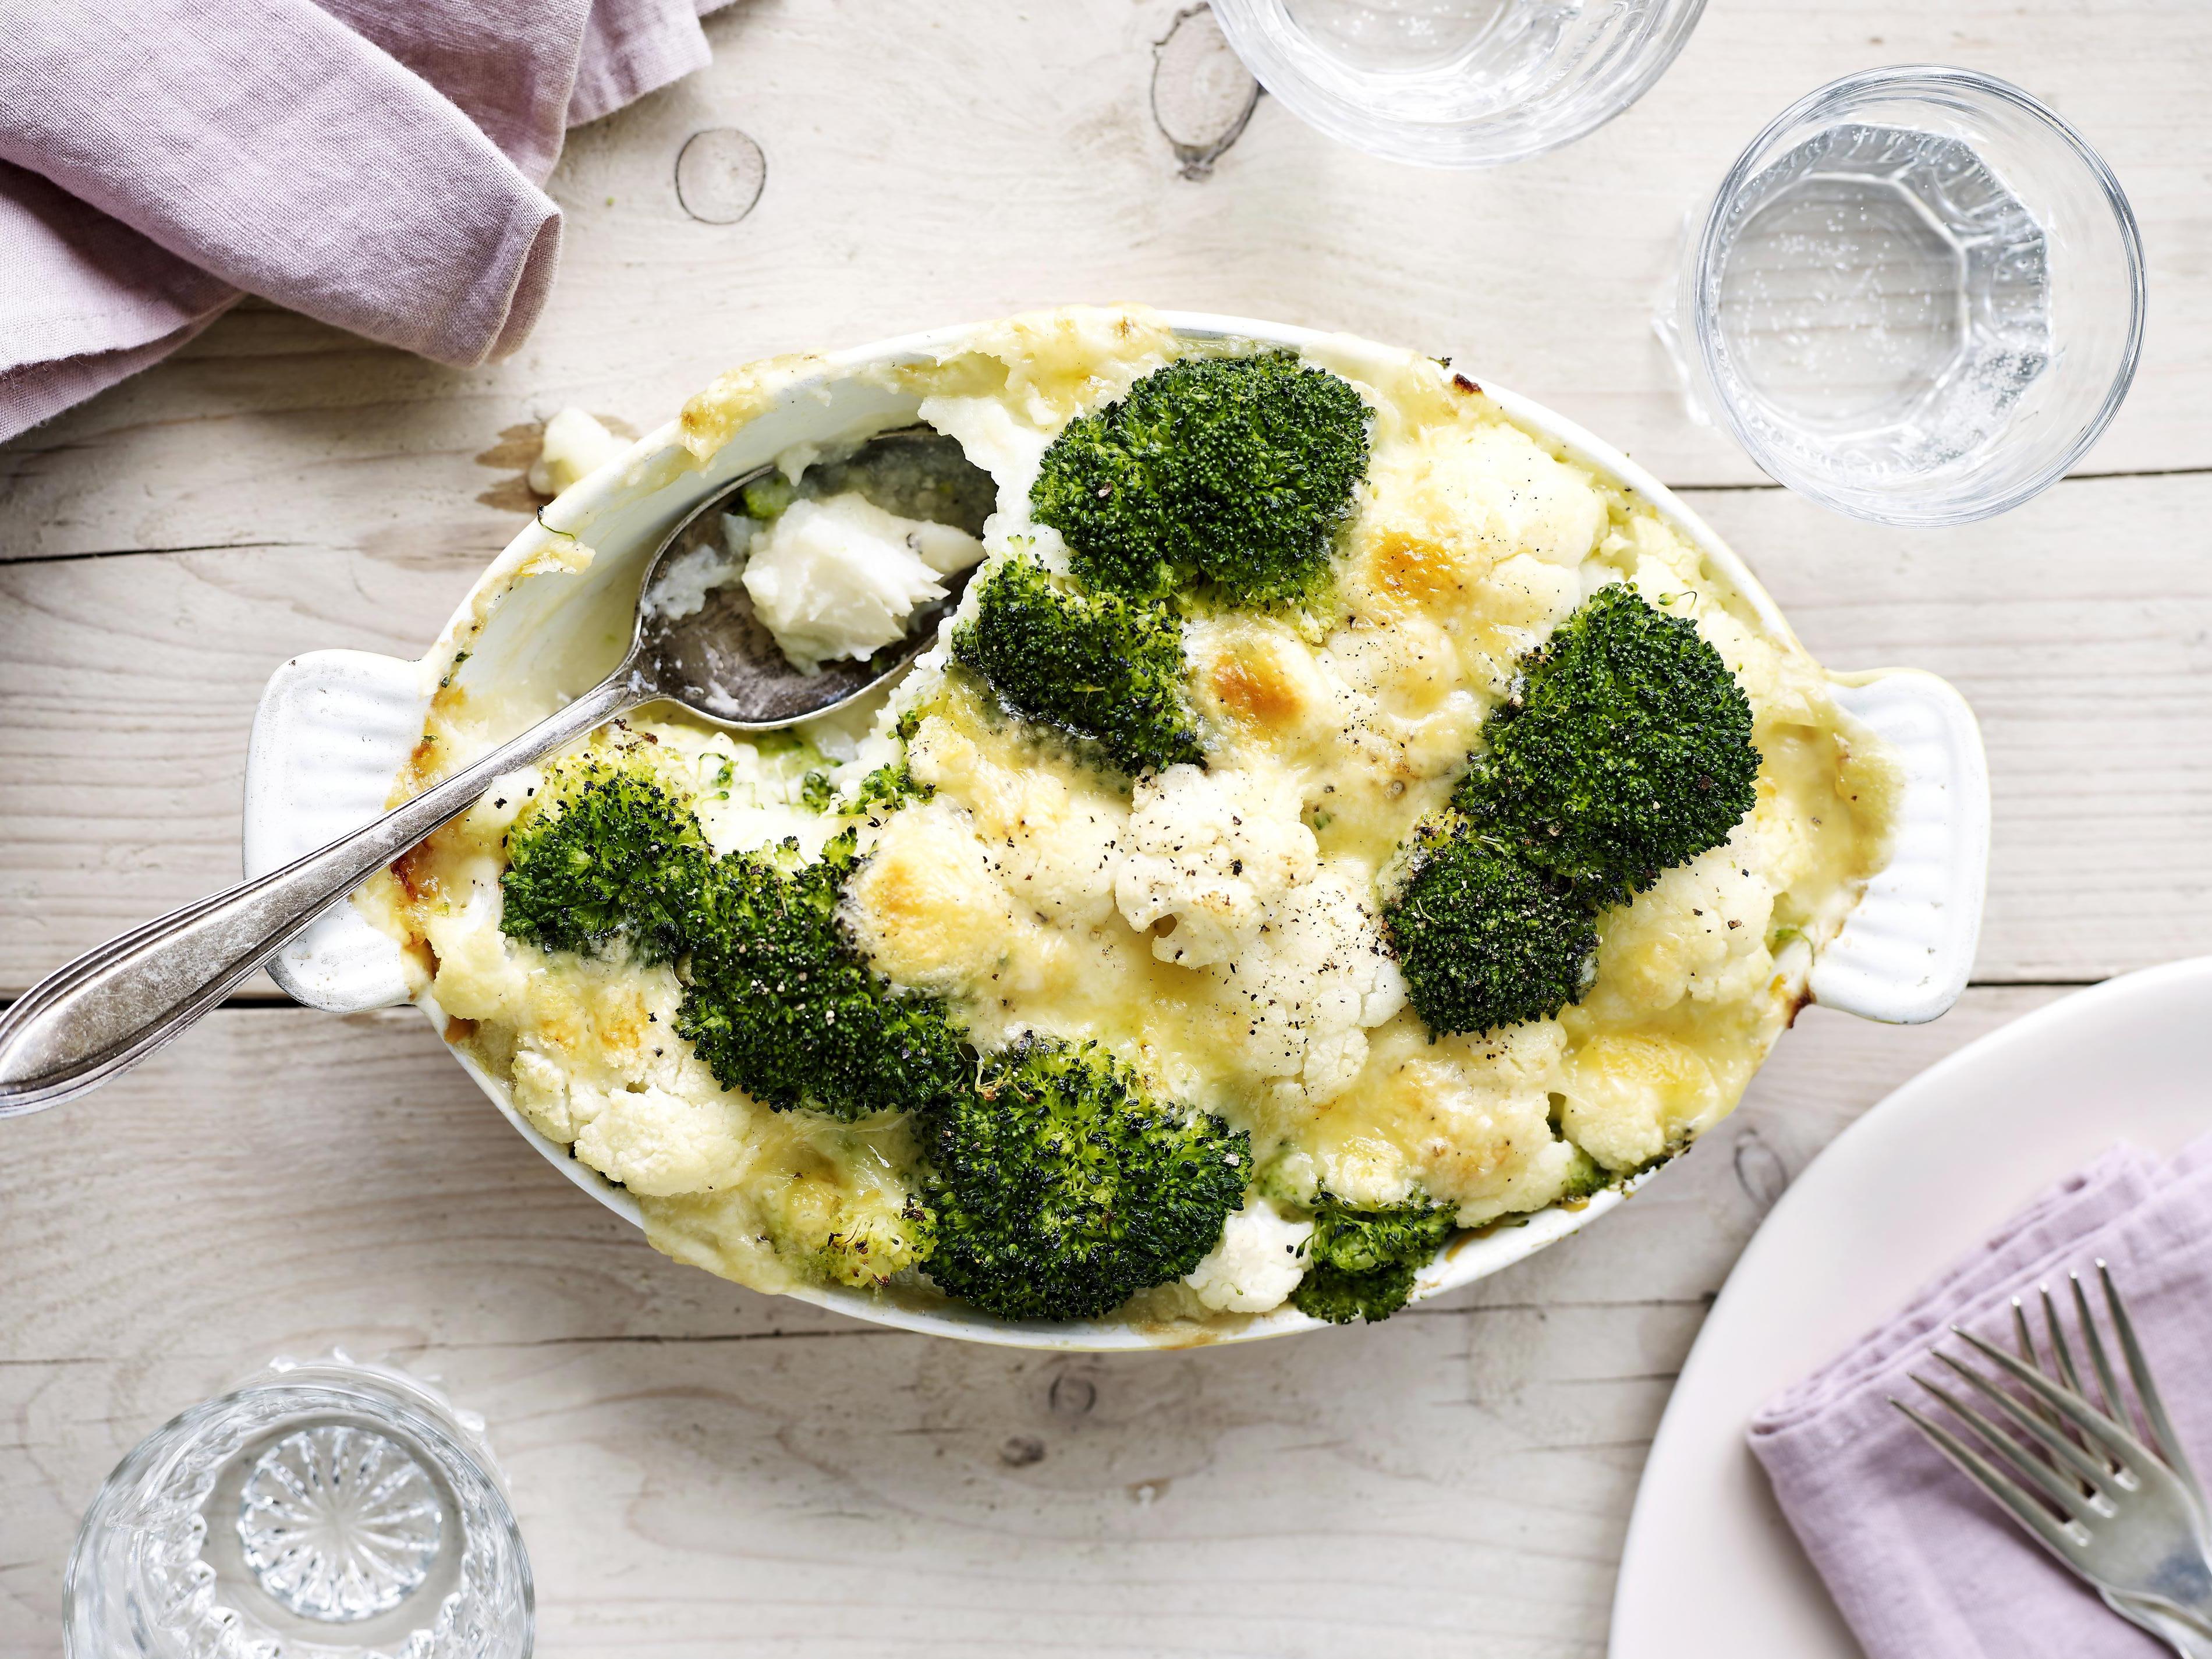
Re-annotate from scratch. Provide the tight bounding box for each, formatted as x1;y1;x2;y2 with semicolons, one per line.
244;312;1989;1350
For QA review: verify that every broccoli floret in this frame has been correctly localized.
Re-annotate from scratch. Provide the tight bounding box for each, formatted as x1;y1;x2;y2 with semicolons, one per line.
675;830;972;1121
1290;1194;1456;1325
816;1196;938;1289
499;761;710;965
1554;1148;1613;1205
921;1034;1250;1321
799;770;837;813
850;756;933;816
1457;584;1759;906
498;770;964;1122
1384;827;1599;1037
1030;353;1371;607
1383;586;1759;1039
952;554;1204;776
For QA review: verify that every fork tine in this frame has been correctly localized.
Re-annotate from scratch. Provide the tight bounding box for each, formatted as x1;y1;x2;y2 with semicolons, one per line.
2097;1261;2203;1498
1953;1328;2159;1469
1912;1373;2103;1520
2070;1271;2132;1426
1893;1398;2088;1565
2032;1286;2111;1486
2041;1284;2094;1404
2013;1293;2079;1445
1932;1353;2122;1495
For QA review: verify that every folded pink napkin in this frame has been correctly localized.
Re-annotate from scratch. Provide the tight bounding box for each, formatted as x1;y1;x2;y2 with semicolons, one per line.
1752;1136;2212;1658
0;0;731;442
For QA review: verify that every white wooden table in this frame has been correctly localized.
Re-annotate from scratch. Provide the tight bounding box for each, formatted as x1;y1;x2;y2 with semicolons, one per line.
3;3;2207;1653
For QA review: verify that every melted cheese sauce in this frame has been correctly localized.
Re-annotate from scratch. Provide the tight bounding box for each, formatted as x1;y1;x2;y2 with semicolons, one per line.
369;306;1899;1322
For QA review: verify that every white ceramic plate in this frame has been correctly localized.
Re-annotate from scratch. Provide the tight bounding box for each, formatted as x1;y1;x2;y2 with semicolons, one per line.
240;312;1991;1349
1610;956;2212;1657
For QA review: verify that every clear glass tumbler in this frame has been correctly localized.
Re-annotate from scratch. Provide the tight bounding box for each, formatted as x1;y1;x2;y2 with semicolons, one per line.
1207;0;1707;167
65;1355;533;1659
1660;66;2145;526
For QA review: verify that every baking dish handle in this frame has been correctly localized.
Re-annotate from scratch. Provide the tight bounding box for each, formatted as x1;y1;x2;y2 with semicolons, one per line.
242;650;431;1013
1808;668;1990;1025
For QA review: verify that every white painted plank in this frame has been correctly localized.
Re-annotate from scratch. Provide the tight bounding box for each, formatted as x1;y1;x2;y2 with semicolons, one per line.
4;472;2205;995
0;0;2205;570
0;988;2065;1657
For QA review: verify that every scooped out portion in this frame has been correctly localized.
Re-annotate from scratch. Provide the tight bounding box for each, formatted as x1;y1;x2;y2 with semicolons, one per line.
368;306;1899;1331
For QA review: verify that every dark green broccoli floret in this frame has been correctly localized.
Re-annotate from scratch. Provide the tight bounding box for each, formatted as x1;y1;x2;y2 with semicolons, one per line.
675;830;972;1121
1291;1194;1456;1325
1384;827;1599;1037
1030;353;1371;607
1457;584;1759;906
499;761;710;965
952;554;1204;777
799;770;837;813
850;756;933;816
921;1034;1250;1321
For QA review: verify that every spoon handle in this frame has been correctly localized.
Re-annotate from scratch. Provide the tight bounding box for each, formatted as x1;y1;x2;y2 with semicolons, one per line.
0;675;634;1117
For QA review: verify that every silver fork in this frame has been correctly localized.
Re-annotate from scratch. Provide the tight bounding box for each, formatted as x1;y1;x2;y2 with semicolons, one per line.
2005;1270;2212;1652
1892;1262;2212;1654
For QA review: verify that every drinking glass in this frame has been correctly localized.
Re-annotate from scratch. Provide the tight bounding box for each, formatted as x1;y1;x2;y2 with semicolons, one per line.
65;1355;532;1659
1658;66;2145;526
1208;0;1706;167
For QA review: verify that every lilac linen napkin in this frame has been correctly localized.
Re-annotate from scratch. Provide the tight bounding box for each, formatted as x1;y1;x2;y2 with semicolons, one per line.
0;0;731;442
1751;1136;2212;1658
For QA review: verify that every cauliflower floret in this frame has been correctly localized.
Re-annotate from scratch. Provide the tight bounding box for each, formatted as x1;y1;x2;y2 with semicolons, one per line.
528;406;626;495
1183;1199;1314;1313
510;1044;580;1141
1115;763;1318;967
906;714;1127;928
742;494;984;673
1320;615;1460;722
507;1025;753;1199
1347;419;1605;636
1316;619;1489;780
841;799;1059;997
1207;864;1407;1103
424;902;534;1023
572;1084;753;1197
1185;615;1337;751
1317;1021;1580;1224
1453;552;1585;696
1558;1031;1721;1172
1586;823;1775;1019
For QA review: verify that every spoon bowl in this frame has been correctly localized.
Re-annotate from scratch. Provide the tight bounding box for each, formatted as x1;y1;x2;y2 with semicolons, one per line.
628;427;989;728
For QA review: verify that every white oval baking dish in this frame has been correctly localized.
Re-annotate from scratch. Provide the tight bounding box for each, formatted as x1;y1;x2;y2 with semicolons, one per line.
242;313;1990;1350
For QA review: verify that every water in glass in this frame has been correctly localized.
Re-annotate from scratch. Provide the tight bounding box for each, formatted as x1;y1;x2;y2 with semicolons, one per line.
1707;122;2051;488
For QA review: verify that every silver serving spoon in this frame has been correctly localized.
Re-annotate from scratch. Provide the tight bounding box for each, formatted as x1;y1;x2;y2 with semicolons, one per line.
0;428;991;1115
